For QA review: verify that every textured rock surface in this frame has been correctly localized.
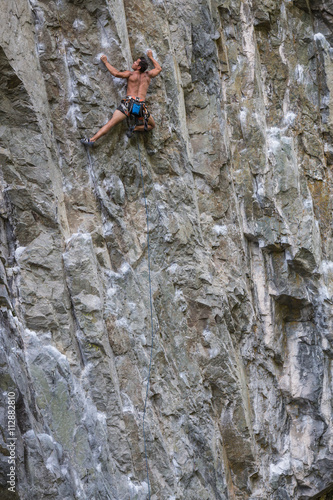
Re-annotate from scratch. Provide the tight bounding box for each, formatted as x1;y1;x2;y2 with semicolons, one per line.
1;0;333;498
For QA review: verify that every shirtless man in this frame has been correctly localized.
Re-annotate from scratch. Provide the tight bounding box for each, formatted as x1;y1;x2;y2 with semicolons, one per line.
80;50;162;146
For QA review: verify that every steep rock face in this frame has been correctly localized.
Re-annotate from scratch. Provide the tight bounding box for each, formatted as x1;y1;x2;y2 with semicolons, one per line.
0;0;333;498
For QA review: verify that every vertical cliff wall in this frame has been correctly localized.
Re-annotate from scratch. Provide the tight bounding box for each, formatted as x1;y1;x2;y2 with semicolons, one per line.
1;0;333;498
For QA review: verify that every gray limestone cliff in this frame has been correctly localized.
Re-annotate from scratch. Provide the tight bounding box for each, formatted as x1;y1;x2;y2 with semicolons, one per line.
1;0;333;498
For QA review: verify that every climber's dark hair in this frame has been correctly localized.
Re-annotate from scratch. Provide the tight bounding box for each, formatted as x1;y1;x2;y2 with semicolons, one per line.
138;57;148;73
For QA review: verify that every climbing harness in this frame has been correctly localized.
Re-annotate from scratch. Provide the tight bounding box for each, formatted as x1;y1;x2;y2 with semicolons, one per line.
118;95;150;137
137;135;155;500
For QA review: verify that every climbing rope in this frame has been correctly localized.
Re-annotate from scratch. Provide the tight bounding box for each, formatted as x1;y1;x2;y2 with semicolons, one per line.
137;135;155;500
83;135;154;498
85;148;107;218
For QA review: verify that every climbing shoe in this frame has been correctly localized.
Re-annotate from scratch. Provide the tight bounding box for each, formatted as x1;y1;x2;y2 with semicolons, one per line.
80;138;95;147
126;126;136;138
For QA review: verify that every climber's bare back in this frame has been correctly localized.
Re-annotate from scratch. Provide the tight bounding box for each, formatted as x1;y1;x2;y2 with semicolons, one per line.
127;71;151;100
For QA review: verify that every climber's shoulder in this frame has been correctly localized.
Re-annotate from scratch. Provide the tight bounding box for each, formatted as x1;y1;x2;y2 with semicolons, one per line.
128;71;150;80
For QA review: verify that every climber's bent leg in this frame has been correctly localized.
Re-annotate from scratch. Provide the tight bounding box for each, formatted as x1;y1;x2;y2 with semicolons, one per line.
134;115;156;132
90;110;127;142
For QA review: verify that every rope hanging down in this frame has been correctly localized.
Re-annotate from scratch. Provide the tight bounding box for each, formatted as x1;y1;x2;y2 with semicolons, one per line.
137;135;155;500
83;139;155;498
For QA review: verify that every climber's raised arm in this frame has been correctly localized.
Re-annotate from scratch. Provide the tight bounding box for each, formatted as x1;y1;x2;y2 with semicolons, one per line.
100;55;131;78
146;50;162;78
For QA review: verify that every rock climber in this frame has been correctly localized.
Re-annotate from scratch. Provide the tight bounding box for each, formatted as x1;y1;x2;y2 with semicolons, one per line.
80;50;162;146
